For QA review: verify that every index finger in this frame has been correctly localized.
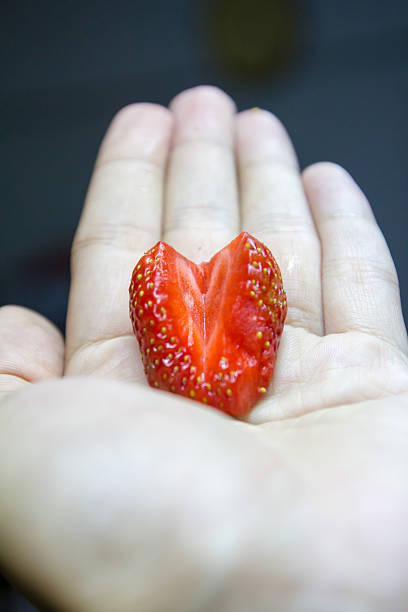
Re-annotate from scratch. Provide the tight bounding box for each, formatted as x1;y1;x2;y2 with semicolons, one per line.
65;104;173;379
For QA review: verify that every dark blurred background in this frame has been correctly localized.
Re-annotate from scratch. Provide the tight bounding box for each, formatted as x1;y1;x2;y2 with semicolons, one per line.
1;0;407;609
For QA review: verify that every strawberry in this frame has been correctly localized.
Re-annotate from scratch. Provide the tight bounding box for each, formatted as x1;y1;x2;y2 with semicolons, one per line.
129;232;287;416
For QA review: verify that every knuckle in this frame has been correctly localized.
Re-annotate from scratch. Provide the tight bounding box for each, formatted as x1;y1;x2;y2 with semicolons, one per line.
324;256;399;291
166;201;233;231
71;222;153;260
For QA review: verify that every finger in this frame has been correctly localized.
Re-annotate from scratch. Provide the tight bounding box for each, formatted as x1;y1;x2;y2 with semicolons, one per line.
236;109;323;335
163;86;239;262
303;162;408;353
66;104;173;378
0;306;64;396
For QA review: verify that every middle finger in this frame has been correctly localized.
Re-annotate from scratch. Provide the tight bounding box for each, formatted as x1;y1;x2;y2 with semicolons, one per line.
162;86;239;262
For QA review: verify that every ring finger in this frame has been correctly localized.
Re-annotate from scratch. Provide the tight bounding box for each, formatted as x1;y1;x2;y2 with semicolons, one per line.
236;109;323;335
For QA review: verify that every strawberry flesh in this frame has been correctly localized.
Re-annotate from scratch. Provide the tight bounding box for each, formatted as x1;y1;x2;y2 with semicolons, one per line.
129;232;287;416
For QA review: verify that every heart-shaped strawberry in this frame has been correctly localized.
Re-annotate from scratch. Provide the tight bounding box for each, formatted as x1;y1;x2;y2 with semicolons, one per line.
129;232;287;416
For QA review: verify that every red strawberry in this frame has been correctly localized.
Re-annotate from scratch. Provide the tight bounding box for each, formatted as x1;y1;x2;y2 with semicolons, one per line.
129;232;287;417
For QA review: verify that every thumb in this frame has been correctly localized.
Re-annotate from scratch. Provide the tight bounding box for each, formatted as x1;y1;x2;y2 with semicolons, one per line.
0;305;64;397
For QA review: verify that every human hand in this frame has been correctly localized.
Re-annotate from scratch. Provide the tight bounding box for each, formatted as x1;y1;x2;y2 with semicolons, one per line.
1;86;407;611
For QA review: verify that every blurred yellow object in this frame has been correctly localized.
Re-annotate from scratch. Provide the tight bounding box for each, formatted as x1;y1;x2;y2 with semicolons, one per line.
207;0;299;77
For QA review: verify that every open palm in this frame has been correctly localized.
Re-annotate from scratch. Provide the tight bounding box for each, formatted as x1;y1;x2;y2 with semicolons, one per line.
1;86;407;611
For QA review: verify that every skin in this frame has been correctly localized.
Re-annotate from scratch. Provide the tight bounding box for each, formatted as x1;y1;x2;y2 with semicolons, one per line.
0;85;407;612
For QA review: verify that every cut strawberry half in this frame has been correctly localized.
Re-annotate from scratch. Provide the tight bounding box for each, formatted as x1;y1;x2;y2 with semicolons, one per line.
129;232;287;416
